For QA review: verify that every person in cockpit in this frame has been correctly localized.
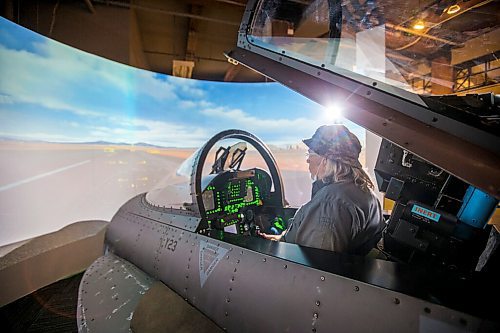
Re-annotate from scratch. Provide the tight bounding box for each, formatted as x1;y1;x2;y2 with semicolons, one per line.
259;124;385;256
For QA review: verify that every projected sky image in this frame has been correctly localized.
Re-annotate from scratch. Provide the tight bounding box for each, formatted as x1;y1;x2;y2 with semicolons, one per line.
0;17;363;148
0;17;366;248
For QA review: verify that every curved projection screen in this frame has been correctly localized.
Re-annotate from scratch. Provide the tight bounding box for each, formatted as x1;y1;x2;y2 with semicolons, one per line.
0;17;365;248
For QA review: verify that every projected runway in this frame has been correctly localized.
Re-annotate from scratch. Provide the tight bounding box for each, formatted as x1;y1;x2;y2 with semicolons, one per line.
0;142;311;249
0;142;193;247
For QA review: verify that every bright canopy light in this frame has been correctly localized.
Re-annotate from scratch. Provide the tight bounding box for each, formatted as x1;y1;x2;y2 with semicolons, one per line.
324;104;343;123
413;20;425;30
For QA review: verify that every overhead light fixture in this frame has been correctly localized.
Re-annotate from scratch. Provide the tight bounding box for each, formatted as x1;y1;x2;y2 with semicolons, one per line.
446;4;461;14
172;60;195;79
413;20;425;30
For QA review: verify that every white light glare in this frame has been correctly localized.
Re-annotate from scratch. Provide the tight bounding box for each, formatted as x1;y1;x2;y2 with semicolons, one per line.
325;104;343;123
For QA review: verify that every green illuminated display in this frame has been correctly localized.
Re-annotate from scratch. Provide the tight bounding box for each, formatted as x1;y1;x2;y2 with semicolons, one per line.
273;217;285;231
203;169;273;233
205;187;222;215
205;178;263;217
223;179;262;214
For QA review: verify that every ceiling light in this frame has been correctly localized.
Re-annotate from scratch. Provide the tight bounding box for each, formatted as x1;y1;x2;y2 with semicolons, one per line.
446;4;461;14
172;60;195;79
413;20;425;30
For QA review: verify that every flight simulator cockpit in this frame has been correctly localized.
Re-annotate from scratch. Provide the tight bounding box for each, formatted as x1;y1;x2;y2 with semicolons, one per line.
92;123;500;333
221;0;500;276
186;130;295;238
76;0;500;331
201;167;285;235
167;127;498;276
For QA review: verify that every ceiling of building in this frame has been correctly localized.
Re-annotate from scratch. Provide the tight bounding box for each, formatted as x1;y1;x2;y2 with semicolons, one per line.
1;0;498;85
1;0;266;82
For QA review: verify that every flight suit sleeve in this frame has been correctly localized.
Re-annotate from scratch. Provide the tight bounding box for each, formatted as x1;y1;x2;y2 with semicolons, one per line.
282;204;307;244
282;196;363;253
318;200;360;252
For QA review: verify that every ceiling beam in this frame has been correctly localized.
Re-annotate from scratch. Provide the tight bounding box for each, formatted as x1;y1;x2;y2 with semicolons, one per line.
215;0;247;7
82;0;95;14
3;0;14;20
224;63;242;82
129;8;150;70
93;0;239;26
185;4;202;61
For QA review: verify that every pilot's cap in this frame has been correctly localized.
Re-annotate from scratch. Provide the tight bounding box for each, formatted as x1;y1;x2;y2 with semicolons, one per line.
303;125;362;168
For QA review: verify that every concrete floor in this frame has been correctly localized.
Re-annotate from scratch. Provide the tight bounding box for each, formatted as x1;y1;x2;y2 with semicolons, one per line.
0;273;82;332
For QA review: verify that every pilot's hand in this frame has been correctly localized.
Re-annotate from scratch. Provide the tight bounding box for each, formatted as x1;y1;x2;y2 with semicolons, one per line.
257;230;285;242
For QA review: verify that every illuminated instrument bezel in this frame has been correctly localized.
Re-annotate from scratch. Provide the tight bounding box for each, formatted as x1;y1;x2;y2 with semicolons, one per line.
189;129;285;231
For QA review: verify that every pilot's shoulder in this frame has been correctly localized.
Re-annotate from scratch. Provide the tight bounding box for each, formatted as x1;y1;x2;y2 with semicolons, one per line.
322;180;357;197
322;181;373;205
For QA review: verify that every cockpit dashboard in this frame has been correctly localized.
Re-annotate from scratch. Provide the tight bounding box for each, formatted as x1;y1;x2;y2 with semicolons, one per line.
201;168;286;235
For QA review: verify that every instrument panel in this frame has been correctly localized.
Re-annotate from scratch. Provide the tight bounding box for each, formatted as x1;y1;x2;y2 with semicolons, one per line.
201;168;285;235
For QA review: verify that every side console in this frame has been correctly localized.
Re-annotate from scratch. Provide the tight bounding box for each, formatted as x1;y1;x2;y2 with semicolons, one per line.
375;139;498;272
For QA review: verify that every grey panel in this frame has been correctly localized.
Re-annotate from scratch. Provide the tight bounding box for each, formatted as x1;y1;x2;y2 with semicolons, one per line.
105;211;140;262
224;252;315;332
139;194;200;232
106;194;201;269
113;193;201;232
77;254;154;333
186;238;234;329
299;269;478;333
203;243;481;333
99;195;491;332
130;216;161;277
130;281;224;333
156;226;193;294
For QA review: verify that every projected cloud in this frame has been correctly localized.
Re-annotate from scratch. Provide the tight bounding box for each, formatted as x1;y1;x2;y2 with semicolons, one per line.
0;17;364;148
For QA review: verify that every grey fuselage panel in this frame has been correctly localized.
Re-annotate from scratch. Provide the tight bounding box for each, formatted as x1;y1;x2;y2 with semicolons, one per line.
102;193;498;332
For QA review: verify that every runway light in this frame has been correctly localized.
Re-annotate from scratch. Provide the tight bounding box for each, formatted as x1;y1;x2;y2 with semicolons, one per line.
325;104;343;123
413;20;425;30
446;5;461;14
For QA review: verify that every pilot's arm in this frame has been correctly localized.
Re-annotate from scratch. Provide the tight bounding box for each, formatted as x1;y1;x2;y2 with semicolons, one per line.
257;209;299;241
258;230;286;241
282;198;358;253
257;203;308;243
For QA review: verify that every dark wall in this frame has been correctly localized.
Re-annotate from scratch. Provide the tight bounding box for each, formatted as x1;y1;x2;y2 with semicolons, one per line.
3;0;130;66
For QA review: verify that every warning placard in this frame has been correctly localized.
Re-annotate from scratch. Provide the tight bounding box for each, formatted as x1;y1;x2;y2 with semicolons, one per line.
199;240;229;288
